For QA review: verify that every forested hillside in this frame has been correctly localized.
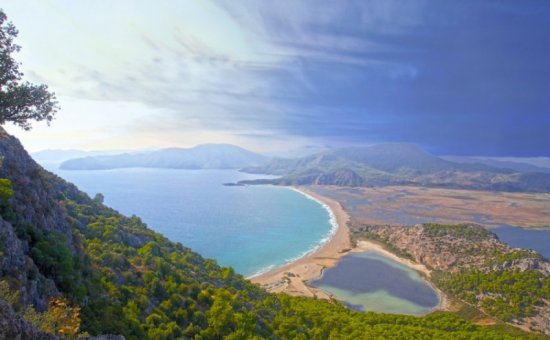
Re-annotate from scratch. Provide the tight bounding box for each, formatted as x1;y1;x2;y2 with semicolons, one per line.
352;223;550;335
0;131;531;339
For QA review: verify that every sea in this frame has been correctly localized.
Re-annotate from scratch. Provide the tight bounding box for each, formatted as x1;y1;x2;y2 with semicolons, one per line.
42;164;445;315
46;166;336;277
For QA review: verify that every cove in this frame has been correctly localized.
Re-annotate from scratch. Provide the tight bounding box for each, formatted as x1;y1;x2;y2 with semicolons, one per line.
310;251;439;316
49;167;335;277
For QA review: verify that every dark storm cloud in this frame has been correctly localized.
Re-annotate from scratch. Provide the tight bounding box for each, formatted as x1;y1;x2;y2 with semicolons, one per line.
220;0;550;156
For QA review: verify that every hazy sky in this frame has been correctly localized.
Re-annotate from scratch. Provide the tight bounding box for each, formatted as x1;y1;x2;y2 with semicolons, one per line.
3;1;550;156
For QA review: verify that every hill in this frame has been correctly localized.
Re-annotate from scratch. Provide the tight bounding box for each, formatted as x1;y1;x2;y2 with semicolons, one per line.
0;131;529;339
59;144;267;170
442;156;550;174
241;144;550;192
352;223;550;334
31;149;128;164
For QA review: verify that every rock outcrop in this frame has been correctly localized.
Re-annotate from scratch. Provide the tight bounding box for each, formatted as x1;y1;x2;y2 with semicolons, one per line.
0;300;58;339
0;128;76;310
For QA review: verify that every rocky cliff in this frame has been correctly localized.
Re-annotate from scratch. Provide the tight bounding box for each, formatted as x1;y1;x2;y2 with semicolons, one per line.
0;300;58;339
0;128;80;311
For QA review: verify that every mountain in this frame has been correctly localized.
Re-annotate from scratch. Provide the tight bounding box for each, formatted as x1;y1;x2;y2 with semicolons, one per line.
0;128;524;338
59;144;268;170
31;149;127;163
241;143;550;192
442;156;550;174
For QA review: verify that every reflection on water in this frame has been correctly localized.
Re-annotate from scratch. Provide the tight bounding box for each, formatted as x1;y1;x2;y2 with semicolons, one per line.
493;225;550;259
310;252;439;316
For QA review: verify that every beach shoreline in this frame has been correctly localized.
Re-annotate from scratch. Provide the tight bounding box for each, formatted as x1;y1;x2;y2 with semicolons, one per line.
251;185;450;312
353;240;451;312
250;186;352;299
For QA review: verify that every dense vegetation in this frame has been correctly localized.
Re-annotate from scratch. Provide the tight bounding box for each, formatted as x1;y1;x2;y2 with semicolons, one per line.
435;268;550;322
423;223;493;240
353;223;550;335
0;7;545;339
0;169;534;339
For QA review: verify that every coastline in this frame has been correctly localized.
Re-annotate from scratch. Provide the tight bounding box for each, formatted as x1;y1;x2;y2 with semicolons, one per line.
251;186;450;312
353;240;451;312
250;186;351;299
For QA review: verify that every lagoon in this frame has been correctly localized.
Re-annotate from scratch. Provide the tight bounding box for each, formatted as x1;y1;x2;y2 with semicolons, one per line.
310;251;439;315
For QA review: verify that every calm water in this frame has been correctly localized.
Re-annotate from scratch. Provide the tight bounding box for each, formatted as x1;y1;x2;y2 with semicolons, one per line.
310;251;439;316
48;166;335;277
492;225;550;259
311;187;550;260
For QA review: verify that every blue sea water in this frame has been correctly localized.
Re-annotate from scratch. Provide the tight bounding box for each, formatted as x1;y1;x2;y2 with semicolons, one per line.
492;225;550;260
48;167;335;277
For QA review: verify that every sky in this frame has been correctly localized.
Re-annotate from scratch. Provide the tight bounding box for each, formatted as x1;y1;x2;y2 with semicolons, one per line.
2;0;550;156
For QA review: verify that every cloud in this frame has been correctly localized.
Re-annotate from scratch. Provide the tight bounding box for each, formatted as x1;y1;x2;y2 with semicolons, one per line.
3;1;550;155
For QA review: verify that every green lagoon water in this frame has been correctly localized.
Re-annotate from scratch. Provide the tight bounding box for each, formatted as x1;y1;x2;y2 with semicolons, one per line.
310;251;439;315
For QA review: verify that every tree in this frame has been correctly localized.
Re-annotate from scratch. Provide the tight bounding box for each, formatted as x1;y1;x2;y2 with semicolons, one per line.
0;10;58;130
93;193;104;204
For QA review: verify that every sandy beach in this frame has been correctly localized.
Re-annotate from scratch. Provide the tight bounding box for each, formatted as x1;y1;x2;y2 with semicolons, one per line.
250;187;352;299
251;186;450;312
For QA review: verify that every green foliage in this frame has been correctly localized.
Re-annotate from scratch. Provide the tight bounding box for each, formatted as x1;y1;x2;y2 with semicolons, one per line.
0;177;13;203
0;164;534;338
0;281;82;337
0;280;20;308
423;223;492;240
0;10;58;130
38;176;523;339
492;249;542;265
435;269;550;322
28;230;85;300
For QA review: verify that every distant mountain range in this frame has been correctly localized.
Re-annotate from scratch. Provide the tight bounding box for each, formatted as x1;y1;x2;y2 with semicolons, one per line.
31;149;126;163
240;143;550;193
442;156;550;174
59;144;267;170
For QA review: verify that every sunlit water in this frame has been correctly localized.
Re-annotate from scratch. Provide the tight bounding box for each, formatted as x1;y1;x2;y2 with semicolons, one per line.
492;225;550;259
310;251;439;315
47;166;335;277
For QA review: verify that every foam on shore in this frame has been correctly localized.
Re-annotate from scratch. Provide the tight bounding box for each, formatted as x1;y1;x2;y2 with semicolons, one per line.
247;187;339;279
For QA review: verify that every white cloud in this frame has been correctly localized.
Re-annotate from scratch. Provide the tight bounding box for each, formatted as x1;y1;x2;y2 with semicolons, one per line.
2;0;425;152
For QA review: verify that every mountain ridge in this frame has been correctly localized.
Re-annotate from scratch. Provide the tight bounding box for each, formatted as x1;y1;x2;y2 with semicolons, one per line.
240;143;550;192
59;144;267;170
0;128;540;338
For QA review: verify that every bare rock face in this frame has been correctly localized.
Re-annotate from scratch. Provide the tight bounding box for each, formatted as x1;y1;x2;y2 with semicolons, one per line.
0;128;75;246
0;300;58;339
0;218;59;311
0;128;72;310
493;258;550;277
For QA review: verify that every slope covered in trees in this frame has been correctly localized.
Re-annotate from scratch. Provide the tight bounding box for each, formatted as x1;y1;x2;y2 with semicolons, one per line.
0;128;535;339
353;223;550;335
0;8;543;339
